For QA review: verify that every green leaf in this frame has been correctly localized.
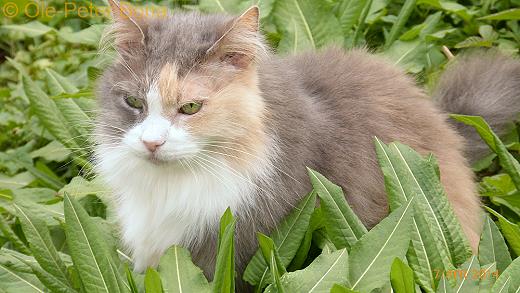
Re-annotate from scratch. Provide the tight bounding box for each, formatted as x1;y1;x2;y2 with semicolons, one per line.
334;0;367;35
330;284;360;293
0;262;44;293
272;0;343;53
257;233;287;289
257;233;286;274
1;21;54;38
0;215;30;255
0;250;44;293
479;8;520;20
478;262;497;293
30;141;71;162
287;207;323;271
453;256;479;292
0;172;35;190
375;138;460;291
455;36;493;49
144;268;163;293
18;71;79;152
45;69;92;148
486;207;520;256
478;216;512;273
349;198;415;292
307;168;367;250
64;194;125;293
390;258;415;293
14;204;71;287
243;191;316;286
197;0;247;13
157;246;210;293
212;208;236;293
264;248;349;292
125;266;139;293
45;69;79;96
17;256;76;293
451;115;520;190
385;0;417;47
58;25;106;46
269;251;284;293
435;276;453;293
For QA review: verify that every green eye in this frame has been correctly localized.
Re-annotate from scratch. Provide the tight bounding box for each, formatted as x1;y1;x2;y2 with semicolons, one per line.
180;102;202;115
125;96;144;110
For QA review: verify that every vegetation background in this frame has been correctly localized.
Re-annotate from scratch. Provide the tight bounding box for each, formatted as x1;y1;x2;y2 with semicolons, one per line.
0;0;520;292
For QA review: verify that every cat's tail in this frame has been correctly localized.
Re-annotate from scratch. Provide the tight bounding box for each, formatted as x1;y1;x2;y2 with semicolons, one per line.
433;50;520;163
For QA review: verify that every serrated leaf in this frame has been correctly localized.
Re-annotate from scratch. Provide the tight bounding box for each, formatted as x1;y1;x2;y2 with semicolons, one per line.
64;194;125;293
45;69;78;96
349;198;415;292
435;276;453;293
157;246;210;293
375;138;460;291
334;0;367;34
14;204;71;287
453;256;479;292
492;256;520;292
478;262;497;293
17;256;76;293
17;70;79;151
0;251;44;293
243;191;316;286
478;216;512;273
264;248;349;293
307;168;367;251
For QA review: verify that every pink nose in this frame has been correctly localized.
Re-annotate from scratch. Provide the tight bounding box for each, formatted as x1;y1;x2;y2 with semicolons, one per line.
142;139;165;152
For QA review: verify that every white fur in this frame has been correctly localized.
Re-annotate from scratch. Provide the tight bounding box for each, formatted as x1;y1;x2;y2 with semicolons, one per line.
96;85;273;271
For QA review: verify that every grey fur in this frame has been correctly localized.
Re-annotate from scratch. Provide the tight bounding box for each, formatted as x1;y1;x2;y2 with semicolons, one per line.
96;10;519;292
433;51;520;163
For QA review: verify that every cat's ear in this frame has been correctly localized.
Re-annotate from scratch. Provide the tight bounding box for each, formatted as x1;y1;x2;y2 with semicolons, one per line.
207;6;266;69
107;0;147;53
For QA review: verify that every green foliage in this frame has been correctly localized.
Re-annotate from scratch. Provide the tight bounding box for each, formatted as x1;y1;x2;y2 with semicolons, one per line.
1;0;520;292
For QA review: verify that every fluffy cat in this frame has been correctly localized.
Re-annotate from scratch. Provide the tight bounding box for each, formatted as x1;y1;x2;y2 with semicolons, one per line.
95;2;520;290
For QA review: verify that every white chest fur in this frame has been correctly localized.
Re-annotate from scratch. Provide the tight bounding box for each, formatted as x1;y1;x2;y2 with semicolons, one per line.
96;148;260;271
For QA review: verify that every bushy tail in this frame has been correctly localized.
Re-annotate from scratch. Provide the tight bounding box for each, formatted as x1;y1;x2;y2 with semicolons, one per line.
434;51;520;163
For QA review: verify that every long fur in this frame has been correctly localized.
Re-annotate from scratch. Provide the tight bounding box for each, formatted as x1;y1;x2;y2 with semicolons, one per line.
95;6;519;292
433;51;520;162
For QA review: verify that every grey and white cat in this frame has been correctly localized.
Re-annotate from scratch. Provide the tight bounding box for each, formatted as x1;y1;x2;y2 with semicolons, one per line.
95;2;520;290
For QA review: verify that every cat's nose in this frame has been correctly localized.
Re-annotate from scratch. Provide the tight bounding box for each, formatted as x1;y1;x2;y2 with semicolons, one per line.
142;139;166;152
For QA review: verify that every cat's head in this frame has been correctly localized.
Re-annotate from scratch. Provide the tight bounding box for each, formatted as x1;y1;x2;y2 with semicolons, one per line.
95;2;270;172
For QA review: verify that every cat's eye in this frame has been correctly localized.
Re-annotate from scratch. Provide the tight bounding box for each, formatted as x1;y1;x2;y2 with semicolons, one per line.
180;102;202;115
125;96;144;110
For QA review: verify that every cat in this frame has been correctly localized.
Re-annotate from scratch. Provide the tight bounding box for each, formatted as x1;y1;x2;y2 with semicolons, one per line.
94;2;520;290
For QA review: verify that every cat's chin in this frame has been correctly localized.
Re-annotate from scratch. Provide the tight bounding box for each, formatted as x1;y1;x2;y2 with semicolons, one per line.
136;152;189;167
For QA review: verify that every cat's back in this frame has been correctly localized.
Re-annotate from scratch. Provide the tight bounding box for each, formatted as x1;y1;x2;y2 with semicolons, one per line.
258;47;424;105
256;47;477;231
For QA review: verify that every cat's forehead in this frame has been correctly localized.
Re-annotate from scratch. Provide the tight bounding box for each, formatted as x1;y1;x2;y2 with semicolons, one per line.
144;12;233;74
